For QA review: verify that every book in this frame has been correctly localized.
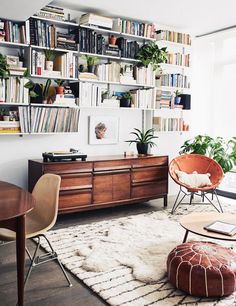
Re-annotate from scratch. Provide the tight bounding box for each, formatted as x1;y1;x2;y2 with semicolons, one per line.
204;221;236;236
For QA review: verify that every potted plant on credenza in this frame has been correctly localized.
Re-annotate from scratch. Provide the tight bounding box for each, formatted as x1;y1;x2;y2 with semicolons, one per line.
126;128;158;155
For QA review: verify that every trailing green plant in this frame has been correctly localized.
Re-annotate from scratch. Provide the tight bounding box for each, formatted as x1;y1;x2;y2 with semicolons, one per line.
82;55;99;66
136;42;168;71
0;53;10;79
24;78;52;99
180;135;236;173
121;92;132;100
54;79;64;87
126;128;158;147
44;49;55;61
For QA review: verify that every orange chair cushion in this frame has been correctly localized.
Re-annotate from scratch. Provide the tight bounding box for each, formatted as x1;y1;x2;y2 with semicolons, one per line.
167;241;236;297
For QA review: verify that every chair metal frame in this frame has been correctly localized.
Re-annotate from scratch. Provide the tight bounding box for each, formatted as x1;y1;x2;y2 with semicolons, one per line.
25;234;72;287
171;186;223;214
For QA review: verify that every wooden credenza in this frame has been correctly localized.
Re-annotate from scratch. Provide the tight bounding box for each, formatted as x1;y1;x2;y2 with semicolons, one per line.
28;155;168;214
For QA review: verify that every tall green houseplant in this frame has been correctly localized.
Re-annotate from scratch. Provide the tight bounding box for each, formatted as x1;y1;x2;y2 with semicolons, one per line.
136;42;168;71
0;53;10;79
180;135;236;173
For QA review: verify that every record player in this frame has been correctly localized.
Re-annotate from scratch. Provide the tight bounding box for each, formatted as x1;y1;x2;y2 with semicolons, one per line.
42;149;87;162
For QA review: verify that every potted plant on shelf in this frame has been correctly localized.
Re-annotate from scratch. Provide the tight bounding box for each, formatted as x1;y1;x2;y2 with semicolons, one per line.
136;41;168;72
44;49;55;71
24;79;53;104
82;55;99;73
54;79;65;95
126;128;158;155
120;92;132;107
0;53;10;78
174;90;182;104
180;135;236;173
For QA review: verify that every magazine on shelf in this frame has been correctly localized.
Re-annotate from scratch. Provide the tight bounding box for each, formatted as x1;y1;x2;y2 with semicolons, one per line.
204;221;236;236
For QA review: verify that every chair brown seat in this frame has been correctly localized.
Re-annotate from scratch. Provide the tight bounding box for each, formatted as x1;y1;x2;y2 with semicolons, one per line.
169;154;224;213
0;174;72;287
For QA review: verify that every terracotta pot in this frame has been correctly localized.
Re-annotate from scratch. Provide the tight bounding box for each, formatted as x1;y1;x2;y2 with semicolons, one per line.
137;143;148;155
56;86;64;95
110;35;116;45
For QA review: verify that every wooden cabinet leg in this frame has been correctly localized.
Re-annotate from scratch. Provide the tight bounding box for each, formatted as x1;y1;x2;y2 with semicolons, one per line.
163;195;168;208
16;215;25;306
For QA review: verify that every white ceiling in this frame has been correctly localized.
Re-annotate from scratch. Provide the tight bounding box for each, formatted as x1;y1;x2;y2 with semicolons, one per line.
2;0;236;36
52;0;236;36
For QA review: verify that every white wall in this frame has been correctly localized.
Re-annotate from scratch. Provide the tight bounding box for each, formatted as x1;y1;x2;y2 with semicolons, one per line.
0;108;142;189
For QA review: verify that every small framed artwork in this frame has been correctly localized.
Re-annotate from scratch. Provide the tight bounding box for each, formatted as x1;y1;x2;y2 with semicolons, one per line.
6;55;19;67
89;116;119;144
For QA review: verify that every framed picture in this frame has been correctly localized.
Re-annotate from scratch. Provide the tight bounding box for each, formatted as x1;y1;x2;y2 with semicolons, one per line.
89;116;119;144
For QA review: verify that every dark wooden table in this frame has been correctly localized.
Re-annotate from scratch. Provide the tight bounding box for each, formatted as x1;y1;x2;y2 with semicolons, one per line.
0;181;35;306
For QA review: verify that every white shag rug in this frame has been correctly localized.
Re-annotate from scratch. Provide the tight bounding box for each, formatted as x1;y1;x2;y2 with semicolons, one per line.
42;202;236;306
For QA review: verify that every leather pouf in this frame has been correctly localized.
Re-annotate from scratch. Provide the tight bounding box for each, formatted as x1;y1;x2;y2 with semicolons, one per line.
167;241;236;297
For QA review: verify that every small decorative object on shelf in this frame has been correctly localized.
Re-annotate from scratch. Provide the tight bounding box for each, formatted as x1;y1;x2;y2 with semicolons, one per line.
44;49;55;71
82;55;99;73
174;90;181;105
126;128;158;155
54;79;64;95
120;92;132;107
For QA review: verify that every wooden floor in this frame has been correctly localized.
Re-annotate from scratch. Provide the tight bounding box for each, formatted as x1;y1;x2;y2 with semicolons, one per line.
0;198;166;306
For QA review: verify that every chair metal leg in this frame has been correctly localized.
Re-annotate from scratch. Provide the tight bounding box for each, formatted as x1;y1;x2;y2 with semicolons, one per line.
189;193;194;205
171;189;181;214
171;187;187;214
41;234;72;287
24;237;41;286
213;189;223;213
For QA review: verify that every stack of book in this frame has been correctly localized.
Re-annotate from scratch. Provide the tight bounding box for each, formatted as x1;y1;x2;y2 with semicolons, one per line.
167;53;190;67
57;32;77;50
153;117;185;132
96;62;120;82
53;94;76;106
34;5;65;21
79;82;107;107
156;30;191;45
79;72;98;80
116;37;140;59
30;107;80;133
130;88;155;109
18;106;30;133
105;44;120;56
133;64;155;85
0;78;29;104
112;18;155;38
1;20;27;44
78;28;105;54
161;74;190;89
31;50;78;78
0;121;21;133
79;13;113;29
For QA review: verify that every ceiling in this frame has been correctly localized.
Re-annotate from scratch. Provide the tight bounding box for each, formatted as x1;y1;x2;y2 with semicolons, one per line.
2;0;236;36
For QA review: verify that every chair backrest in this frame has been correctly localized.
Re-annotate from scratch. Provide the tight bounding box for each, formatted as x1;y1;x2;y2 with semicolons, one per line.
28;173;61;230
169;154;224;188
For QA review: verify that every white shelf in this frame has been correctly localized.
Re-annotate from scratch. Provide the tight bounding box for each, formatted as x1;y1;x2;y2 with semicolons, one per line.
80;51;140;62
78;78;154;88
0;41;29;48
79;106;158;111
31;16;79;27
30;74;78;81
160;63;190;70
0;103;29;106
154;131;190;135
30;132;79;135
79;24;156;41
30;45;78;54
156;40;191;50
0;132;29;136
156;86;191;92
30;103;79;108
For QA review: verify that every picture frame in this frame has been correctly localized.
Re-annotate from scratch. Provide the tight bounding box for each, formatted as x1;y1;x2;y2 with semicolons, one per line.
89;116;119;144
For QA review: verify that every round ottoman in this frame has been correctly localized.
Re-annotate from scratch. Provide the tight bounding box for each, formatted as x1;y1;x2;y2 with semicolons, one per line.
167;241;236;297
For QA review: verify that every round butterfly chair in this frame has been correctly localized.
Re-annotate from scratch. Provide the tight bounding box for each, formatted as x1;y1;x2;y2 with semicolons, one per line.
169;154;224;213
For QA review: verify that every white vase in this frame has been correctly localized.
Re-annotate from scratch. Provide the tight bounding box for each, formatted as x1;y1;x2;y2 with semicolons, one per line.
46;61;53;71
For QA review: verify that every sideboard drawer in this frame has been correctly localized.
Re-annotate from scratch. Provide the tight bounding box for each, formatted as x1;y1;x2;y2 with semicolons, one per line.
60;173;92;190
132;156;168;168
59;189;92;209
131;166;168;184
94;160;131;172
44;162;93;174
131;181;168;198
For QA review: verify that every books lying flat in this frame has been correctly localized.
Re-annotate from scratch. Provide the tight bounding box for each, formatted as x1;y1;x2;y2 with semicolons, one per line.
204;221;236;236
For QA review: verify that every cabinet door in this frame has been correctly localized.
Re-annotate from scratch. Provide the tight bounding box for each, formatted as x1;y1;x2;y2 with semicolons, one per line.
112;172;130;201
93;174;113;204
